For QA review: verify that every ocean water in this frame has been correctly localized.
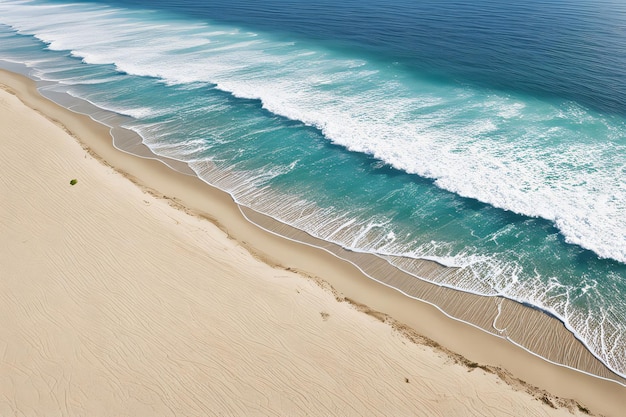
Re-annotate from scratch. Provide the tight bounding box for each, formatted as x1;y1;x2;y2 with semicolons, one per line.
1;0;625;379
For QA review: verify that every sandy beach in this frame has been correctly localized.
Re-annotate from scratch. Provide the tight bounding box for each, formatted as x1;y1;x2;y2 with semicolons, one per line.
1;69;625;416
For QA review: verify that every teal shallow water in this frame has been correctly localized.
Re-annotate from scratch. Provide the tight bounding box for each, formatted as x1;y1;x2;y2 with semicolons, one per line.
1;0;625;378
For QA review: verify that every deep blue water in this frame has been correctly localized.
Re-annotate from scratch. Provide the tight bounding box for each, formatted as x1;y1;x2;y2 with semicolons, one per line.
102;0;626;115
1;0;625;378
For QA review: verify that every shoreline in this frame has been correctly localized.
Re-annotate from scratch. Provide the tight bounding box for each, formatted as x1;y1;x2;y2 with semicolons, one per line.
9;66;625;385
2;68;626;415
13;66;626;385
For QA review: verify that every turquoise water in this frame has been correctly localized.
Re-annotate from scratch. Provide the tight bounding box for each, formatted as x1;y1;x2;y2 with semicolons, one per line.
1;0;625;378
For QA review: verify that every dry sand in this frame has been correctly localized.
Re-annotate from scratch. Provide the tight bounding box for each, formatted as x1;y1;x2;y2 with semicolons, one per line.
1;70;625;416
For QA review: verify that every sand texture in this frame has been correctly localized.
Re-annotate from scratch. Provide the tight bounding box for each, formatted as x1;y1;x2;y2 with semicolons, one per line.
1;71;625;416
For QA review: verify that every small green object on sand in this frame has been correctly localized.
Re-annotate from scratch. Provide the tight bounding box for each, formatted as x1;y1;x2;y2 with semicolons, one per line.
70;179;77;186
